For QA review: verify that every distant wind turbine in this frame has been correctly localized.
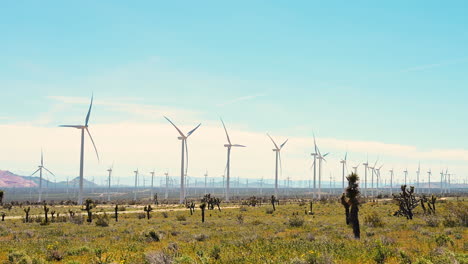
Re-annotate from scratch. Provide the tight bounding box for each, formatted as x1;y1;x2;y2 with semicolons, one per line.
133;169;139;201
150;170;155;200
164;172;169;199
315;140;329;199
164;116;201;204
352;163;360;174
403;168;408;186
311;135;319;198
106;164;113;201
368;158;378;197
267;133;288;198
362;156;369;197
427;169;432;193
375;164;384;195
30;150;55;203
389;168;394;196
221;118;246;202
340;152;347;190
59;95;99;205
416;163;421;193
204;170;208;195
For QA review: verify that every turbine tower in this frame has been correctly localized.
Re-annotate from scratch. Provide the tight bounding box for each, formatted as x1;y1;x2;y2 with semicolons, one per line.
315;142;329;200
267;133;288;198
416;163;421;193
362;157;369;197
403;168;408;186
133;169;139;201
352;163;360;175
164;116;201;204
59;95;99;205
150;170;155;200
368;159;378;197
427;169;432;193
440;170;444;194
164;172;169;199
221;119;246;202
389;168;394;196
311;135;319;198
375;164;384;195
30;150;55;203
204;170;208;195
106;164;113;202
340;152;347;190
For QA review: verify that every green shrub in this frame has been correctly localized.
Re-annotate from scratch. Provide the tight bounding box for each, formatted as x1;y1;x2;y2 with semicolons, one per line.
288;216;304;227
176;215;186;221
435;234;454;247
95;214;109;227
364;212;384;227
210;245;221;260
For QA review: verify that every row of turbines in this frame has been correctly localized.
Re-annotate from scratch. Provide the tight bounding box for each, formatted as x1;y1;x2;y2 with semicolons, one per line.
28;96;460;205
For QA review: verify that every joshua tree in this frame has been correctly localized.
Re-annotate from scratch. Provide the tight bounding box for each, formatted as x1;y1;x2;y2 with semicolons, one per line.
144;205;153;220
271;195;277;211
201;194;221;211
114;204;119;222
200;202;206;223
24;207;31;223
308;200;314;215
43;204;50;224
393;185;418;220
1;212;5;221
340;193;350;224
82;198;94;223
154;194;159;206
51;211;56;222
342;173;361;239
420;194;437;215
0;190;4;205
68;209;75;218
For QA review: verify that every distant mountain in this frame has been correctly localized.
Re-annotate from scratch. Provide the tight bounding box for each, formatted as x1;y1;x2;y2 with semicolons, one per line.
0;170;37;188
0;170;99;188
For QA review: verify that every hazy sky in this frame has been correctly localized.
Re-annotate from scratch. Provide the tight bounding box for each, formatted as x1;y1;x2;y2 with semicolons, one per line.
1;1;467;186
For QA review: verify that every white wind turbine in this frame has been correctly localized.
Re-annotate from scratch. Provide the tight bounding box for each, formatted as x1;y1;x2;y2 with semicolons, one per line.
164;116;201;204
164;172;169;199
389;168;394;196
362;157;369;197
416;163;421;193
352;163;360;174
30;150;55;203
221;119;246;202
314;140;329;199
150;170;155;200
267;133;288;198
427;169;432;193
340;152;347;190
368;158;378;197
311;135;319;198
204;170;208;195
133;169;139;201
59;95;100;205
403;168;408;186
440;169;445;194
106;164;113;202
375;164;384;195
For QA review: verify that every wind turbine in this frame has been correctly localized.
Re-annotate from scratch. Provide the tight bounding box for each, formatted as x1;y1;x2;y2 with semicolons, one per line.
221;119;246;202
440;170;445;194
164;116;201;204
59;95;99;205
106;164;113;202
133;169;139;201
362;156;369;197
311;135;319;198
427;169;432;193
204;170;208;195
267;133;288;198
30;150;55;203
375;164;384;195
164;172;169;199
403;168;408;186
389;168;394;196
369;158;378;197
340;152;347;190
315;141;329;199
150;170;155;200
352;163;360;175
416;163;421;193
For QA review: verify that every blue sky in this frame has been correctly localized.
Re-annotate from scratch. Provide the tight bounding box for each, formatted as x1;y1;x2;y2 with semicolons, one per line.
1;1;467;185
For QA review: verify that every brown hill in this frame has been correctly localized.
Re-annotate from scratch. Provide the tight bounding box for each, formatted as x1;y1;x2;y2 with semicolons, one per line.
0;170;37;188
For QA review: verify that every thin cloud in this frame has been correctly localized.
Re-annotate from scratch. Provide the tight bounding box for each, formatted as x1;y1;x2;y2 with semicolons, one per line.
216;94;266;107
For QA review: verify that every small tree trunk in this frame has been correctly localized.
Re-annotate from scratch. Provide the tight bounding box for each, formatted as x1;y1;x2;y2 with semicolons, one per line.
114;205;119;222
350;204;360;239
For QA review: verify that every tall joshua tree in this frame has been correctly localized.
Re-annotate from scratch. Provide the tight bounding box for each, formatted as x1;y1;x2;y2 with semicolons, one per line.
342;173;361;239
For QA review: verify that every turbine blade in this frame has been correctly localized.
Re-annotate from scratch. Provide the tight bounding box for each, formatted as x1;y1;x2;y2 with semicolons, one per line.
43;167;55;177
85;128;100;162
85;94;94;126
164;116;186;138
41;149;43;166
267;133;279;149
31;168;40;176
310;159;316;170
59;125;83;128
232;144;246;147
187;123;201;137
323;152;329;157
220;118;231;145
280;139;288;149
